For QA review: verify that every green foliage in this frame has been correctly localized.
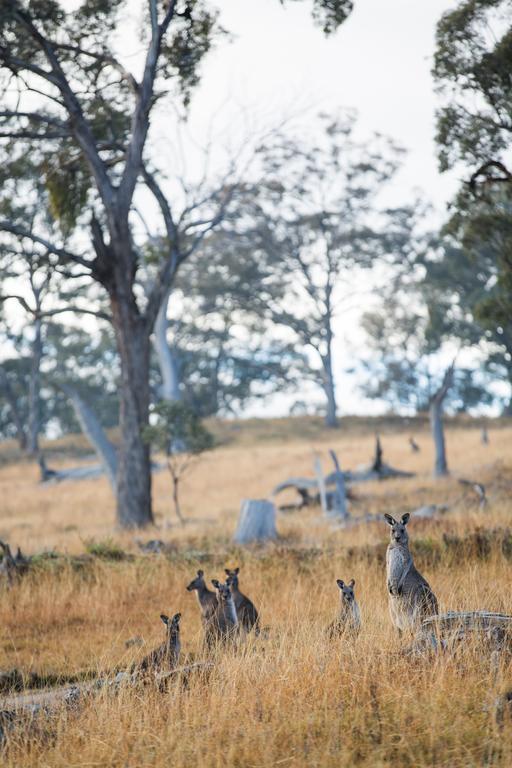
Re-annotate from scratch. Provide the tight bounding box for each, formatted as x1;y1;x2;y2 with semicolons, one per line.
43;147;91;234
161;1;224;108
143;401;214;458
284;0;353;34
84;537;128;561
433;0;512;173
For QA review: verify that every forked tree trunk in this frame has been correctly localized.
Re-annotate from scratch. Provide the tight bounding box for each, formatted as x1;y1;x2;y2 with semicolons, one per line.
111;295;153;528
153;288;181;402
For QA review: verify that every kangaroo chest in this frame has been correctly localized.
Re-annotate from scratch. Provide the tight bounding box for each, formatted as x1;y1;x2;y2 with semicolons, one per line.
387;546;411;590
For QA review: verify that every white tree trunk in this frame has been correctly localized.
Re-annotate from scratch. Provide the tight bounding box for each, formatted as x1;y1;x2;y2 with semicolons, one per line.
233;500;277;544
327;449;349;519
429;364;454;478
153;288;181;402
61;385;118;491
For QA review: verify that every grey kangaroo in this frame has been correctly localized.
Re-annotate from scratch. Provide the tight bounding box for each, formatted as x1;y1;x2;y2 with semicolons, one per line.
210;579;238;642
137;613;181;672
225;567;260;635
327;578;361;637
384;513;438;634
187;569;218;621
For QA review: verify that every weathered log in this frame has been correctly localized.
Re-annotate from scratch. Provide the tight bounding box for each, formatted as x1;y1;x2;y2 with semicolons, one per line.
233;500;277;545
327;449;349;520
419;611;512;652
458;478;487;508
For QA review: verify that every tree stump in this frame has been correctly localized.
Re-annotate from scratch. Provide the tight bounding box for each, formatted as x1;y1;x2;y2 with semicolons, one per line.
233;500;277;545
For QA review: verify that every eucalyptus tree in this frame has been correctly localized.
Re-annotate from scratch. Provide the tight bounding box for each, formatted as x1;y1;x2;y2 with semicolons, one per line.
434;0;512;187
0;1;352;527
254;114;408;427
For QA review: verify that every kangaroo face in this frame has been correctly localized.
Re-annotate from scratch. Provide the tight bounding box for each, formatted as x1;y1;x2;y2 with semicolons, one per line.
160;612;181;640
224;567;240;590
187;570;205;592
336;578;356;604
212;579;231;602
384;513;410;544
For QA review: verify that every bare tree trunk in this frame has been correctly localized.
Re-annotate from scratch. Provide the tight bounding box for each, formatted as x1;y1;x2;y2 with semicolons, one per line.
26;317;42;456
170;470;185;525
328;449;348;519
60;385;117;491
111;294;153;529
322;352;338;428
429;364;454;478
153;287;181;402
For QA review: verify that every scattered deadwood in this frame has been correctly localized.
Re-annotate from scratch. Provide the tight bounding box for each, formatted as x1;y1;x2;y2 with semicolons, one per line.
0;661;214;741
38;455;105;483
411;611;512;654
273;438;412;513
458;479;487;508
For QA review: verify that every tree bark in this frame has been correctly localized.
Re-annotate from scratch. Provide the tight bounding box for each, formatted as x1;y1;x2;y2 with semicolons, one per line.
153;287;181;402
233;500;277;544
322;353;338;428
429;365;454;478
60;384;118;491
111;292;153;528
26;317;42;456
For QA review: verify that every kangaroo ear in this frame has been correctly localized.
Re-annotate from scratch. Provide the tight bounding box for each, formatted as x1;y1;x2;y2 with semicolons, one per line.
224;569;231;576
160;614;169;625
336;579;344;589
384;513;396;526
197;570;203;577
348;579;355;588
211;579;220;588
172;613;181;625
401;513;410;525
234;567;240;574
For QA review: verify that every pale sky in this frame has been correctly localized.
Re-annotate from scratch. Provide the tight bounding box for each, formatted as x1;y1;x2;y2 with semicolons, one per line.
171;0;462;416
5;0;472;418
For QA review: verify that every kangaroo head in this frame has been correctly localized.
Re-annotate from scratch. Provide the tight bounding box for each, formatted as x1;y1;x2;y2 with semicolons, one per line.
336;578;356;604
212;579;231;601
384;513;410;544
161;612;181;639
187;569;205;592
224;567;240;589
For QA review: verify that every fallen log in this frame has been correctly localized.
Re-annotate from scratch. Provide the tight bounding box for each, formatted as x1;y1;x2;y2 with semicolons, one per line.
412;611;512;654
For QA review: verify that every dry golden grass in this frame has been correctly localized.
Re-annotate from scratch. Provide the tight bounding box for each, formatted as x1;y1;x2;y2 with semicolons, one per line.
1;418;512;766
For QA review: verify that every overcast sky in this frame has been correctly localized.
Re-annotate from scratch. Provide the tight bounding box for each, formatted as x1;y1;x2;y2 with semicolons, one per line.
170;0;461;416
4;0;466;418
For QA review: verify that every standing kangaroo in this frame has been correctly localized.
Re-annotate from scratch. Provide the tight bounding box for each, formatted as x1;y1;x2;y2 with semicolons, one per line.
210;579;238;642
225;567;260;635
327;578;361;637
187;570;218;621
384;513;438;634
137;613;181;672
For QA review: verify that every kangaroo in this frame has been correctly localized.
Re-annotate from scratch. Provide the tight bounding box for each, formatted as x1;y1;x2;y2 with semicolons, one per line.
224;567;260;635
210;579;238;643
327;578;361;637
137;613;181;673
186;569;218;621
384;513;438;634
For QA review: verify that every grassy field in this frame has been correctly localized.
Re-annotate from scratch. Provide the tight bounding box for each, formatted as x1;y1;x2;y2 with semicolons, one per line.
1;417;512;766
